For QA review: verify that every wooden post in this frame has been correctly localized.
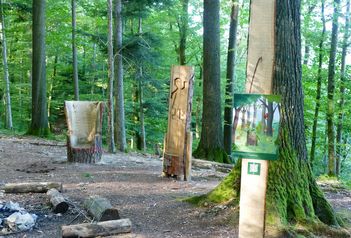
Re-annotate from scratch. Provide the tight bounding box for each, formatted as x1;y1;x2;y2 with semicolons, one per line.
163;66;194;180
238;0;276;237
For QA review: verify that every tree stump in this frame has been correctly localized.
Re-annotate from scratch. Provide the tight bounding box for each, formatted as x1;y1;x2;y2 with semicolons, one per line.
64;101;104;163
84;196;120;222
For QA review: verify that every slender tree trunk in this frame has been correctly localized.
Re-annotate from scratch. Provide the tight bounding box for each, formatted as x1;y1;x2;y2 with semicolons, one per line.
223;1;239;156
336;0;350;177
107;0;116;153
47;55;58;118
30;0;49;136
113;0;126;152
327;0;340;177
91;43;97;95
310;0;326;167
266;102;273;136
138;67;146;151
303;44;310;65
0;0;13;129
178;0;189;65
137;17;146;151
72;0;79;100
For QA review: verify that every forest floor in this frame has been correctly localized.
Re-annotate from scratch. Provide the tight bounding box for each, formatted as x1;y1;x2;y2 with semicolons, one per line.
0;135;350;238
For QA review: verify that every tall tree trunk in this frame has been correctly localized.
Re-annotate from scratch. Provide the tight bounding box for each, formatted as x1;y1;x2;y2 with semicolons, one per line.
327;0;340;177
0;0;13;129
310;0;326;168
30;0;49;136
194;0;225;163
178;0;189;65
137;17;146;151
72;0;79;100
138;67;146;151
107;0;116;153
336;0;350;177
223;1;239;156
113;0;126;152
199;0;338;230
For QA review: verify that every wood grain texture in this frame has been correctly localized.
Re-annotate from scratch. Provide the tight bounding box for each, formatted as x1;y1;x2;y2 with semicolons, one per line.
245;0;275;94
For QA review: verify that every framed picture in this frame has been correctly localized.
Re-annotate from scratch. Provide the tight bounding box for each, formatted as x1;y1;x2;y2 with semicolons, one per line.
232;94;281;160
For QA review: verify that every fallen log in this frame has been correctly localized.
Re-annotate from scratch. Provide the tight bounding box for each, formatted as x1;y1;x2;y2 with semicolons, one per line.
3;182;63;193
61;219;132;238
84;196;120;222
192;159;234;173
47;188;69;214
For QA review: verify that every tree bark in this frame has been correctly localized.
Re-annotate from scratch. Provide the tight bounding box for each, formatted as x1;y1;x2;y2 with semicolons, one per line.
138;67;146;151
107;0;116;153
72;0;79;100
336;0;350;177
223;1;239;156
327;0;340;177
310;0;326;168
29;0;49;136
194;0;226;163
113;0;127;152
0;0;13;129
178;0;189;65
196;0;339;230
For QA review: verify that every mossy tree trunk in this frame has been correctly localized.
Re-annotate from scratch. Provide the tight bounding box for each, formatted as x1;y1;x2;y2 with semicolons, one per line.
194;0;229;163
197;0;338;229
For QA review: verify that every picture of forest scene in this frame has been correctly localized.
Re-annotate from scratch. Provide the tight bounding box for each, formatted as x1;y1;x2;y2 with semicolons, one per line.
232;94;281;160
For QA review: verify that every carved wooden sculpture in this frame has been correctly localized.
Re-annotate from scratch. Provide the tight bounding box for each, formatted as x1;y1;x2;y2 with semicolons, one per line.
64;101;104;163
163;66;194;180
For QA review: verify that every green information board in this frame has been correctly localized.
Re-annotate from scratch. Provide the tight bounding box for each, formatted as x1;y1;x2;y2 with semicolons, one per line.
233;93;281;161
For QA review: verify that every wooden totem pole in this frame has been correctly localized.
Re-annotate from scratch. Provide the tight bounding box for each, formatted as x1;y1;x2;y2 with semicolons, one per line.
163;66;194;181
238;0;276;237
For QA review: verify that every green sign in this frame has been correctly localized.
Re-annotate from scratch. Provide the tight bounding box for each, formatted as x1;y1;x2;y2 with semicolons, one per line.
248;162;261;175
233;93;281;161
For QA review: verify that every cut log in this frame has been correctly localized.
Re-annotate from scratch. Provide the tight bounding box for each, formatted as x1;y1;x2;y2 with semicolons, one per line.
61;219;132;238
192;158;233;173
47;188;69;214
3;182;62;193
84;196;120;222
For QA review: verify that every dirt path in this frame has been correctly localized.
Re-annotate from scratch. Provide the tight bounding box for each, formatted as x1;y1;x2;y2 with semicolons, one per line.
0;136;236;238
0;136;350;237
